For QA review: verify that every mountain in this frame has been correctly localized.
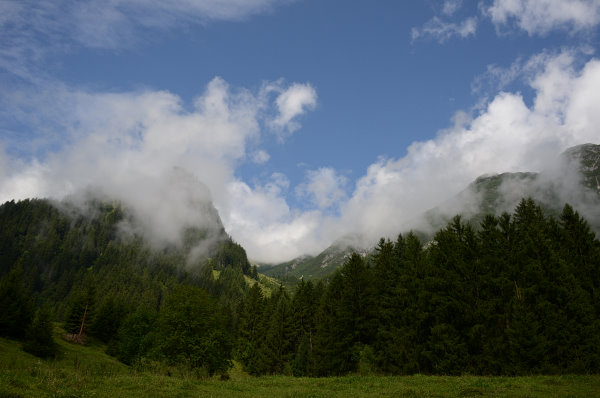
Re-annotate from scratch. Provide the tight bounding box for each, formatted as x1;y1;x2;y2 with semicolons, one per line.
0;194;257;347
260;237;370;284
564;143;600;192
425;143;600;231
263;143;600;284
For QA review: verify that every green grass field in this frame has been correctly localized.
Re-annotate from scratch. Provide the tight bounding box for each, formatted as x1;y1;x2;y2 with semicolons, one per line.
2;333;600;397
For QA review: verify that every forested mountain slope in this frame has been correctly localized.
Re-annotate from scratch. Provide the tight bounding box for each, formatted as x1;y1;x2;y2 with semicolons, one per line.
0;197;257;373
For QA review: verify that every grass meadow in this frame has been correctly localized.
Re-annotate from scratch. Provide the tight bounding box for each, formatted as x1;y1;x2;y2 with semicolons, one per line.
1;332;599;397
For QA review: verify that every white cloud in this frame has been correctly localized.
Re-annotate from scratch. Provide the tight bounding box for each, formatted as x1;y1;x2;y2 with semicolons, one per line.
333;51;600;244
0;77;260;245
411;16;477;42
224;175;328;263
485;0;600;35
8;0;291;49
0;0;293;79
442;0;463;16
66;0;293;49
0;76;317;258
296;167;348;210
268;83;317;135
270;172;290;190
470;48;588;101
231;51;600;263
251;150;271;164
2;48;600;264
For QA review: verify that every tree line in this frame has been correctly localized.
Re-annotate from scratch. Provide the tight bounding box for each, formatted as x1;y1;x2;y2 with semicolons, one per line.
1;197;599;375
238;199;600;375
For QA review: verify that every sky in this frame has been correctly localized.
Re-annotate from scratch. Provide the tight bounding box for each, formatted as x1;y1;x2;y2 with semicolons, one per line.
1;0;600;263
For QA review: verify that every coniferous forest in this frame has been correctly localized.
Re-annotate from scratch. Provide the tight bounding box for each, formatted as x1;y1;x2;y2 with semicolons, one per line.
1;197;599;377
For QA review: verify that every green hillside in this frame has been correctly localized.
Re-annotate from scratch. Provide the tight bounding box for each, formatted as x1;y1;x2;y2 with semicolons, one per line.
260;242;369;285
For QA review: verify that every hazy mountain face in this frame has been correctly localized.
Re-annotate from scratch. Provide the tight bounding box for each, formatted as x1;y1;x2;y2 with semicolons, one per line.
56;167;229;263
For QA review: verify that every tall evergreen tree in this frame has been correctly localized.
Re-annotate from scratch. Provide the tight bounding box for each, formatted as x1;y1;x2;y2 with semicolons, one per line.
291;279;318;376
115;307;157;365
157;285;232;375
23;305;56;358
373;238;404;373
0;264;33;339
261;290;294;374
237;283;265;374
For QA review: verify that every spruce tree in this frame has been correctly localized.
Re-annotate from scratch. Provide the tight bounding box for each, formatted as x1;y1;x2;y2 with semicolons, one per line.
237;283;265;373
0;264;33;339
157;285;232;375
23;305;56;358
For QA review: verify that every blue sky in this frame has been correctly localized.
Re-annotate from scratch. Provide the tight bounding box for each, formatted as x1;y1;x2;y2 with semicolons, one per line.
1;0;600;262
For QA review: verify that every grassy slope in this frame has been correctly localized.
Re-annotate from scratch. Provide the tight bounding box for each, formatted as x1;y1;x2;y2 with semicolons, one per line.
243;273;280;297
261;245;360;283
2;332;600;397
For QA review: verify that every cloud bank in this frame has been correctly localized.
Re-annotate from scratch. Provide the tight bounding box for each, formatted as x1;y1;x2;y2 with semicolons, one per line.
0;77;316;255
334;51;599;239
412;0;600;43
2;51;600;263
486;0;600;35
229;50;599;262
2;1;600;264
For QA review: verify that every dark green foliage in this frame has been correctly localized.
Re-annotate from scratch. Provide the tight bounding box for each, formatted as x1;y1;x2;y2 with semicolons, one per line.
312;254;376;376
258;289;294;374
0;198;246;371
236;283;265;373
114;308;157;365
91;296;126;343
2;196;600;377
312;272;345;376
250;265;259;280
23;305;56;358
63;285;95;343
290;279;319;376
0;265;33;339
299;198;600;376
215;238;251;275
156;285;232;375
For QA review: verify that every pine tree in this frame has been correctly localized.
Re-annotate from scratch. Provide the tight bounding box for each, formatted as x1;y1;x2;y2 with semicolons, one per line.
263;291;294;374
115;307;157;365
91;295;126;343
237;283;265;373
291;279;318;376
23;305;56;358
313;254;376;375
64;285;95;344
373;238;403;373
394;232;425;374
157;285;232;375
312;271;345;376
0;264;33;339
